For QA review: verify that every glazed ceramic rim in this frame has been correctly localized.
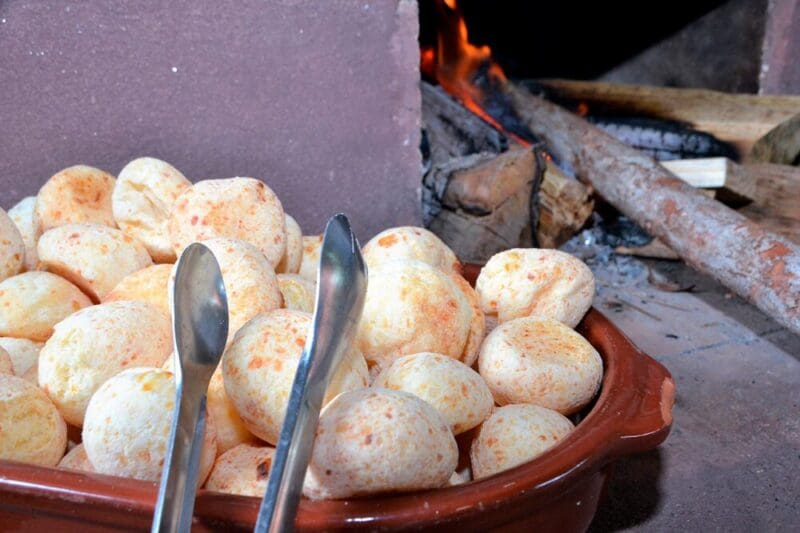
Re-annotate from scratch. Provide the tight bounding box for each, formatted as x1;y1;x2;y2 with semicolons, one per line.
0;309;674;531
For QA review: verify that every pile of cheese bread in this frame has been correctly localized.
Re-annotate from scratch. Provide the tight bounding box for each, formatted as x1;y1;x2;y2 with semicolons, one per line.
0;158;601;499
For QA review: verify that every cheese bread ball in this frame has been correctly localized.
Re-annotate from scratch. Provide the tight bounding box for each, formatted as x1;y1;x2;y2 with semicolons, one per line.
303;388;458;499
479;317;602;415
0;337;43;378
103;264;172;316
168;178;287;268
223;309;369;445
36;165;116;233
484;313;500;339
476;248;595;327
58;443;94;472
298;235;322;281
8;196;39;271
209;366;260;454
450;272;485;367
38;223;153;301
0;374;67;466
162;356;258;455
196;238;282;335
470;404;574;479
0;271;92;341
0;346;12;375
363;226;460;274
277;274;316;313
22;365;38;382
374;353;493;434
356;260;473;372
83;367;217;483
205;444;275;496
276;214;302;274
112;157;191;263
39;301;172;426
0;207;25;281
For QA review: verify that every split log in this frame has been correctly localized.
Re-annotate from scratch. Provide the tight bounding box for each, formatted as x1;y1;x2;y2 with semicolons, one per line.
749;112;800;165
427;147;542;264
737;162;800;245
537;163;594;248
421;82;593;261
661;157;755;201
503;82;800;335
531;79;800;156
743;162;800;218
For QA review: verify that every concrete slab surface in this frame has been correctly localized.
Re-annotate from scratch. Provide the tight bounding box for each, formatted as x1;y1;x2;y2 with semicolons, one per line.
587;257;800;532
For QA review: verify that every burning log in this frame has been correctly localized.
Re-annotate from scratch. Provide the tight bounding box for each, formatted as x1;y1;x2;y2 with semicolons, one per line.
421;82;593;261
502;82;800;335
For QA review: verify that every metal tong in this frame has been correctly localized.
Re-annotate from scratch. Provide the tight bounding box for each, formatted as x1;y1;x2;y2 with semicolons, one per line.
152;243;229;533
254;213;368;533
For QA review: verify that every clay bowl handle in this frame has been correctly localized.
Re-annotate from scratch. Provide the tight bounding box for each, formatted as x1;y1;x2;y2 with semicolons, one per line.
614;350;674;456
578;311;675;459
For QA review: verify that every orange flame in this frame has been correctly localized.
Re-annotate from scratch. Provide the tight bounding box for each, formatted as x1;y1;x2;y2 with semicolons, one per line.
425;0;518;138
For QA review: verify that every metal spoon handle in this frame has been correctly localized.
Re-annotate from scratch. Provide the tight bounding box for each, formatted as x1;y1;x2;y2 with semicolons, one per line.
255;355;320;533
151;394;208;533
254;214;367;533
151;243;229;533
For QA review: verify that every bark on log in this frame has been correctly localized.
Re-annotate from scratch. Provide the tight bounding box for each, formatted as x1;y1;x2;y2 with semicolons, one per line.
504;82;800;335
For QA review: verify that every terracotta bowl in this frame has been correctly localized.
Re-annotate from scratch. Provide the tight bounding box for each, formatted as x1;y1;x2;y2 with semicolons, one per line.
0;265;674;532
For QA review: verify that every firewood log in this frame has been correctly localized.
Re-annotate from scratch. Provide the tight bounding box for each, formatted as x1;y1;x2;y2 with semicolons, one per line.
421;82;593;261
503;82;800;335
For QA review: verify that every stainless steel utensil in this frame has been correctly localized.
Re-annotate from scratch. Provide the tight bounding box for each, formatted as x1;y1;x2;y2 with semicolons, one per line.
254;213;367;533
152;243;229;533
